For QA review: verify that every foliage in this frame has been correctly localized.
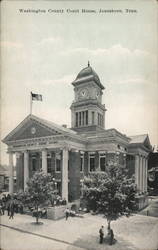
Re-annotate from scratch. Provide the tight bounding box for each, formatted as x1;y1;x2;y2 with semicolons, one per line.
17;171;57;223
83;162;137;226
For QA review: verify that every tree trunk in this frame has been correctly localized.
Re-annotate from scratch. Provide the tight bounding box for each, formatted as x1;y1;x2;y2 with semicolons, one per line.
35;205;39;224
36;214;38;224
107;220;111;230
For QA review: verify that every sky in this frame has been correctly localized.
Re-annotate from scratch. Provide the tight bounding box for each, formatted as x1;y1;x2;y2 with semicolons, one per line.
1;0;158;165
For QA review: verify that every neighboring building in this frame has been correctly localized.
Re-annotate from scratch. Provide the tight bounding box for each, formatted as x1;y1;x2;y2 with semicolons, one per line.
0;165;16;192
148;152;158;194
0;165;8;191
2;63;152;208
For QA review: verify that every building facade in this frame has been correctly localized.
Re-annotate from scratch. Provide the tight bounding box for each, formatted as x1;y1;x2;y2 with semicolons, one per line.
3;63;152;208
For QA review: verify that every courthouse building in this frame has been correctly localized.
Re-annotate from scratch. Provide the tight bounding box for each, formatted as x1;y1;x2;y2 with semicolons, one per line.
3;63;152;208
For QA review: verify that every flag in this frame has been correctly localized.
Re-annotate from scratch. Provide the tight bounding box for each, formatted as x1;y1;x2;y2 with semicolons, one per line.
31;92;42;101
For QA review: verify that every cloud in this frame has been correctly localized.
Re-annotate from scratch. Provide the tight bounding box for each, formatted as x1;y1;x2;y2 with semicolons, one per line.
61;44;150;58
115;77;148;85
1;41;23;49
37;37;62;46
42;74;76;86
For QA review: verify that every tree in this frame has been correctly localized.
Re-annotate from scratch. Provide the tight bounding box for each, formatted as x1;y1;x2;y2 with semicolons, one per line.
83;162;137;230
17;171;57;224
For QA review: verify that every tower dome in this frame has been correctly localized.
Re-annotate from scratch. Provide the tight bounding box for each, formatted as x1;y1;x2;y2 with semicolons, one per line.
72;62;105;90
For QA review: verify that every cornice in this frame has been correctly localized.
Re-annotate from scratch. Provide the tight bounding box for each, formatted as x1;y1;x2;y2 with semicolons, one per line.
70;99;106;111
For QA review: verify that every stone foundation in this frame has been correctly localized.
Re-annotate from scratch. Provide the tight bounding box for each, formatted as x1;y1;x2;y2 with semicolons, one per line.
136;195;148;210
47;205;66;220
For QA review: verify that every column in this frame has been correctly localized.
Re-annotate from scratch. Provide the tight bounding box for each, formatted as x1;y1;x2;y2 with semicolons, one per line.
145;158;148;192
88;110;91;125
103;112;105;129
142;157;146;192
135;155;139;191
16;152;20;191
9;152;14;194
139;156;142;192
42;149;47;174
24;151;29;191
61;148;68;201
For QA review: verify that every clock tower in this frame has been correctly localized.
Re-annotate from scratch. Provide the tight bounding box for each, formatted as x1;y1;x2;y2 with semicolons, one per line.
70;62;106;132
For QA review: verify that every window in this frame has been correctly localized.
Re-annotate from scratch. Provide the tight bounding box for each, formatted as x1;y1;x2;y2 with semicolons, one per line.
92;112;95;125
100;154;106;171
80;154;84;172
82;111;85;126
97;113;103;126
86;110;88;125
79;112;81;126
89;154;95;172
75;112;78;127
32;158;36;171
101;115;103;126
31;153;37;171
56;153;61;172
47;153;51;173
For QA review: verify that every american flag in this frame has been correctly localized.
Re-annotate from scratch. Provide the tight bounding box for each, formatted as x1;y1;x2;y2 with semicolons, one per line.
31;92;42;101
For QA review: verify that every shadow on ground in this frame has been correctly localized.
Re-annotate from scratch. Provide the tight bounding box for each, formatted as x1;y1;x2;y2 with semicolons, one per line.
66;234;137;250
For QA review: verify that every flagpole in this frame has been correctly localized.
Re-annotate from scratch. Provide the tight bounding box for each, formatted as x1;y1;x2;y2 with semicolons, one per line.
30;92;32;114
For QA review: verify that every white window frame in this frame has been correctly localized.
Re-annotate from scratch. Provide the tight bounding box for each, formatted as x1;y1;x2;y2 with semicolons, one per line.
99;153;106;172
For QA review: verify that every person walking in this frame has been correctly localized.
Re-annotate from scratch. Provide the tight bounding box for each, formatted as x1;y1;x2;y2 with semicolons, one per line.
1;202;5;215
7;202;10;216
9;202;15;219
65;208;70;220
99;225;104;244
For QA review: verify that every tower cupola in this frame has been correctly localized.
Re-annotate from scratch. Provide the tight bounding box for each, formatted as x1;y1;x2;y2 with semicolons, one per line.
70;63;106;133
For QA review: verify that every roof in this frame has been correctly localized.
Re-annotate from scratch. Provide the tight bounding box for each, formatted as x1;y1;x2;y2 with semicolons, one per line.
129;134;152;151
2;114;77;143
129;134;148;144
32;115;77;135
72;63;105;90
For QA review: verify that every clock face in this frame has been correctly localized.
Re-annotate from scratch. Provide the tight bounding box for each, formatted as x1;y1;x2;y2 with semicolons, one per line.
79;88;89;98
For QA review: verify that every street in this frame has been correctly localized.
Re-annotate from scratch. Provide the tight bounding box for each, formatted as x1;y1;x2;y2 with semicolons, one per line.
1;209;158;250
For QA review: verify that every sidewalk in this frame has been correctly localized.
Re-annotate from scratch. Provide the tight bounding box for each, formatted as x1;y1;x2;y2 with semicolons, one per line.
1;212;158;250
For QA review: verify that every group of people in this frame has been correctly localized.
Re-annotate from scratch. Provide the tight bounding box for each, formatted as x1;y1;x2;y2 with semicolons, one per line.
0;194;24;219
51;195;67;206
64;207;83;220
99;225;114;245
65;207;77;220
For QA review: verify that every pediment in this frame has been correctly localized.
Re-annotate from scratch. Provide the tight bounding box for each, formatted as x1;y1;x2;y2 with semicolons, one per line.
3;115;66;143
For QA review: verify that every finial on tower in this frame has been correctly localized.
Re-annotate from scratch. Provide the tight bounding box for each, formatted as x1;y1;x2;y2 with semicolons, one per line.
88;61;90;67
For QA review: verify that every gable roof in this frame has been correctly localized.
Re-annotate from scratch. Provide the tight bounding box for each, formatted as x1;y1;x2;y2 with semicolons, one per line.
2;114;77;144
129;134;152;151
129;134;148;144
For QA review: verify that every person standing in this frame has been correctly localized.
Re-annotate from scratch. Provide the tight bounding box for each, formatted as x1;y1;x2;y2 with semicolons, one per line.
109;228;114;245
99;225;104;244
